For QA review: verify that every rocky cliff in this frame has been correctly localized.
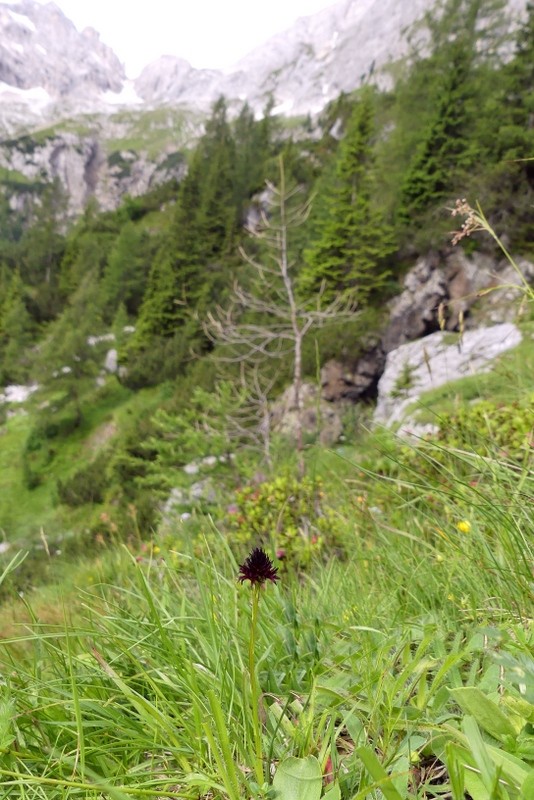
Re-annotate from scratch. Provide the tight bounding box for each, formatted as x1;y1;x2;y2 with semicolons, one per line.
0;0;529;214
1;0;529;131
0;129;189;217
320;250;534;408
135;0;527;116
0;0;128;133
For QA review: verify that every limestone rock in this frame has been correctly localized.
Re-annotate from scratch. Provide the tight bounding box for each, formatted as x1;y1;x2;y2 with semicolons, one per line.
374;322;522;428
0;0;526;135
382;250;534;353
0;131;187;217
134;0;527;117
271;382;344;446
104;349;118;374
0;0;125;133
321;343;386;403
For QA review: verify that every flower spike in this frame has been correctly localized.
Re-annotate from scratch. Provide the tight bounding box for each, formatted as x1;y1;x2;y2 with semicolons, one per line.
238;547;279;586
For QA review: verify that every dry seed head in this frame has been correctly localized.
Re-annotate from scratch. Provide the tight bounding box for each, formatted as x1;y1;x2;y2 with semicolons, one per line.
450;198;485;245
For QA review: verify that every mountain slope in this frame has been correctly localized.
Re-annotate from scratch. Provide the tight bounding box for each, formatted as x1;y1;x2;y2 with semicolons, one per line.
134;0;527;115
1;0;529;133
0;0;128;131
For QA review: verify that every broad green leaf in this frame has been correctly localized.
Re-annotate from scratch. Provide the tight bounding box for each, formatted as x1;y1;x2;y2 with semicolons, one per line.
323;783;341;800
521;771;534;799
272;755;322;800
464;769;492;800
462;717;498;793
356;746;404;800
486;744;532;788
446;735;530;794
345;713;365;748
502;696;534;725
451;687;519;739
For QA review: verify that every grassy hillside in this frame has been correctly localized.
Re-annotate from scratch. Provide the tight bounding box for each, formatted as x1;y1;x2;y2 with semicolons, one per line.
0;272;531;797
0;379;531;797
0;3;532;793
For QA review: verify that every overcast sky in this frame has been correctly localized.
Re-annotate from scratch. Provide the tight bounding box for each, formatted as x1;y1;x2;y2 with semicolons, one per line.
38;0;337;77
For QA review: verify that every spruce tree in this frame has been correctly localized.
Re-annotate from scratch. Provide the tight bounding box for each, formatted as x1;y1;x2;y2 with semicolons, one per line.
132;97;239;356
0;269;33;384
486;4;534;169
397;40;475;225
129;245;188;344
36;272;104;426
17;182;66;321
483;2;534;247
299;89;395;305
100;222;153;318
395;0;509;232
233;100;275;223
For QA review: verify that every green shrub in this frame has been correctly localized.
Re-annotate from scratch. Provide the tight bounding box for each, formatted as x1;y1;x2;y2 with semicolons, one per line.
56;451;109;507
226;474;343;567
21;406;81;489
436;394;534;461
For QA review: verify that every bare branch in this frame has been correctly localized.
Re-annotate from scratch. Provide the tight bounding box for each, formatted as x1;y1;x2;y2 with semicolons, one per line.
204;156;359;474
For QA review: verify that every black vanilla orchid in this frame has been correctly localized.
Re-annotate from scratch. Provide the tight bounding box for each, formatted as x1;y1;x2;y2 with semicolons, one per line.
238;547;279;787
238;547;279;587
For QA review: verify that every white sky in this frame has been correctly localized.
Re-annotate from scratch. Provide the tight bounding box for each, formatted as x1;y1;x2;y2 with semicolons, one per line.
38;0;337;77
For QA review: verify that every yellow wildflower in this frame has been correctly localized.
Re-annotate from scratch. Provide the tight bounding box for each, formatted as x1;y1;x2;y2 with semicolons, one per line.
456;520;471;534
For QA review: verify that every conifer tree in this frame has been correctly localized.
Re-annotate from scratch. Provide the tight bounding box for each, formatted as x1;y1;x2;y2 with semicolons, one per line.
233;100;275;223
487;3;534;168
37;272;104;426
475;2;534;247
129;245;188;344
395;0;509;231
0;269;33;384
397;40;474;225
131;97;239;357
17;181;66;321
100;222;153;318
299;89;395;305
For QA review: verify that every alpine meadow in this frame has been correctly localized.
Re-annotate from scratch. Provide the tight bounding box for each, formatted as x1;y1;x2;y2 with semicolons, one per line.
0;0;532;798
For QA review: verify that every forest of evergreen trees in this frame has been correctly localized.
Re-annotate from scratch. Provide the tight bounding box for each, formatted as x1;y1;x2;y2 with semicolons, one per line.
0;0;532;538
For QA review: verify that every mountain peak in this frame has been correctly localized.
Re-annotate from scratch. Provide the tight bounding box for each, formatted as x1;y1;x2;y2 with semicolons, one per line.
0;0;124;128
0;0;529;134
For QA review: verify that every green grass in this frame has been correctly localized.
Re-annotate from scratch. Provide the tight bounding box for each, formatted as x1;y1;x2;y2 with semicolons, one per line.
0;475;531;799
0;363;532;797
0;380;169;546
0;216;532;795
104;107;204;159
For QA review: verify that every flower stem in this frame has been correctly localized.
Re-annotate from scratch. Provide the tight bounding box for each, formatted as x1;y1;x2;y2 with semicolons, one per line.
249;585;264;786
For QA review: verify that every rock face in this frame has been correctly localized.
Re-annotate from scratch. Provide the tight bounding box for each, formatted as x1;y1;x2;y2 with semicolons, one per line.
134;56;222;109
383;250;534;352
270;382;344;446
0;0;528;212
0;0;528;134
0;131;187;217
0;1;124;95
135;0;527;116
0;0;126;132
320;250;533;409
321;341;386;403
374;323;523;428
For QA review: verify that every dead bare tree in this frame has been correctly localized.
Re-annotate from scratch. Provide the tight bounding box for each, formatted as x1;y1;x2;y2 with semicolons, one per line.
204;156;356;476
